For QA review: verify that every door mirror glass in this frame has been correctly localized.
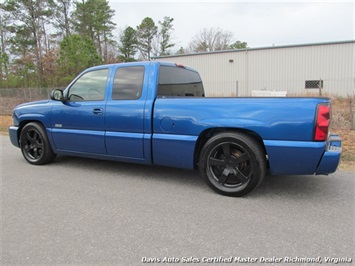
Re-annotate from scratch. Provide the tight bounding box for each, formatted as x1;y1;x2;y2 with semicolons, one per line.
51;89;64;101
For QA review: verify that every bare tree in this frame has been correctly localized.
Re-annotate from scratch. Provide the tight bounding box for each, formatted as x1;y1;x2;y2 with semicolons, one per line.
188;27;238;52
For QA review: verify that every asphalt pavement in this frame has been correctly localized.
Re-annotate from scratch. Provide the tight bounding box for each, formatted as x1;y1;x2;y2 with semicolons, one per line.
1;135;354;265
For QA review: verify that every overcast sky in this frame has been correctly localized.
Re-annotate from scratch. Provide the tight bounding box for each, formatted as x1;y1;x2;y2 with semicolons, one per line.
108;0;354;51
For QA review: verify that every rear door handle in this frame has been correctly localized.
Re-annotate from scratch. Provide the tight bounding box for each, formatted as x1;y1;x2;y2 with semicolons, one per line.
93;107;104;115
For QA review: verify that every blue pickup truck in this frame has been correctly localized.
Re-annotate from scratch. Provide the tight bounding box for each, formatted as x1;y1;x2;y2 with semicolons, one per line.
9;61;342;196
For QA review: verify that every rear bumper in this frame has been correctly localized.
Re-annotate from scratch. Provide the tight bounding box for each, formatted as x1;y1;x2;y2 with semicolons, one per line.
264;134;342;175
315;134;342;175
8;126;20;148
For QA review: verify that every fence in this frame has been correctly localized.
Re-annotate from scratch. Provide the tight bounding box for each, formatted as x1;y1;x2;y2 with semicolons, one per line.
0;88;61;115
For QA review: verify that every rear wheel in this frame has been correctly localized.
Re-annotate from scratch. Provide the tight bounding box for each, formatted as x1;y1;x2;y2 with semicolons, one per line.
199;132;266;197
20;122;56;165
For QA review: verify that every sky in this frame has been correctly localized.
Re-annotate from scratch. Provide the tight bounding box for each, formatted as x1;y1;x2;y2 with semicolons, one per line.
107;1;354;51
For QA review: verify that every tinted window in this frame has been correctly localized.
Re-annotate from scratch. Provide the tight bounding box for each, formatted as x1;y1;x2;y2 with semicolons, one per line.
113;66;144;100
68;69;108;101
158;66;204;97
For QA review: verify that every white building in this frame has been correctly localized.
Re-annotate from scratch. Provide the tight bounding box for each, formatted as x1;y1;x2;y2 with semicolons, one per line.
154;40;354;97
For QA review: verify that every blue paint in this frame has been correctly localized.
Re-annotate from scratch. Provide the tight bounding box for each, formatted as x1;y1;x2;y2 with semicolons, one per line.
9;61;341;176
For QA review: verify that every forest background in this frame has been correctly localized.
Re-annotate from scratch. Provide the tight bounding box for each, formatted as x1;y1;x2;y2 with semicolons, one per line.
0;0;247;89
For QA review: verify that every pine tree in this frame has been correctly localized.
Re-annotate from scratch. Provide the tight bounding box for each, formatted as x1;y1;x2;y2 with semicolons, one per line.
73;0;116;63
158;16;175;56
136;17;157;61
118;26;137;62
57;34;101;85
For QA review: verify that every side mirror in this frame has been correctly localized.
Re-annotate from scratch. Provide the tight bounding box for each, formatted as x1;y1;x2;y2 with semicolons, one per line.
50;89;64;101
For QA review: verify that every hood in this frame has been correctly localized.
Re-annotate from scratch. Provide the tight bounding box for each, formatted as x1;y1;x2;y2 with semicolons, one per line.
15;100;50;109
13;100;53;123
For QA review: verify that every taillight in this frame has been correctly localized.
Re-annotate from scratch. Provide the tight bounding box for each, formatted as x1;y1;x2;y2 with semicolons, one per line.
314;103;330;141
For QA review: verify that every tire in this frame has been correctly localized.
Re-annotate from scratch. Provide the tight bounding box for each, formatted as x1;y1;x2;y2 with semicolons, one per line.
20;122;56;165
198;132;266;197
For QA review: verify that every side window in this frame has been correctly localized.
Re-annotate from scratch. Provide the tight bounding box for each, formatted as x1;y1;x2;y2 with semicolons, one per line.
112;66;144;100
68;69;109;101
158;66;205;97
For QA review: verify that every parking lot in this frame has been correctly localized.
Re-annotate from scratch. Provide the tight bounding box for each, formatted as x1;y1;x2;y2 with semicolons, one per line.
1;135;353;265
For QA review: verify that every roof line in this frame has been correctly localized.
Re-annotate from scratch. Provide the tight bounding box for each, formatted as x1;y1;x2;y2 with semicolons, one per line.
152;40;355;59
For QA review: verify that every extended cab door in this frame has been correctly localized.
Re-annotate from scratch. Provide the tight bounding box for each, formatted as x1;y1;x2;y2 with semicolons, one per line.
105;65;149;161
51;67;109;154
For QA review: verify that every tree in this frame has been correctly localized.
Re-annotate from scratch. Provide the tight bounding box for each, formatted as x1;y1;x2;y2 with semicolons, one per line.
187;27;247;53
52;0;72;38
73;0;116;63
0;0;119;88
175;46;185;55
57;34;101;85
91;0;116;62
230;40;248;49
136;17;158;60
2;0;54;86
72;0;94;39
0;4;10;86
158;16;175;56
8;25;37;87
118;26;137;62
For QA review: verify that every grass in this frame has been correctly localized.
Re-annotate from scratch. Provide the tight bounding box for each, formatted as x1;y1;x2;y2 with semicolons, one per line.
332;129;355;171
0;115;12;133
1;115;354;171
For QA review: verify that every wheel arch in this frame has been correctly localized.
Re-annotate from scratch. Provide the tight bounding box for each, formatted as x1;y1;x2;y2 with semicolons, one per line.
18;119;46;140
18;120;57;165
19;119;43;128
194;127;268;169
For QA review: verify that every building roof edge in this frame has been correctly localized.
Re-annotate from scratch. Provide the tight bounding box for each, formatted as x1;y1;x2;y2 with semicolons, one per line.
152;40;355;59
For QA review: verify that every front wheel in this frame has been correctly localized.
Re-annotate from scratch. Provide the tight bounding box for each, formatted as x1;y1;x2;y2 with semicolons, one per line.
20;122;56;165
198;132;266;197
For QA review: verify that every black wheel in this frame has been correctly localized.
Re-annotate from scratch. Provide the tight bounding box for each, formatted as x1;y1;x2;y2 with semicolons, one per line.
199;132;266;197
20;122;56;165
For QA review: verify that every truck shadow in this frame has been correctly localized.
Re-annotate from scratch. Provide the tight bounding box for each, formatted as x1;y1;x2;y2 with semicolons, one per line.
54;155;206;190
54;155;343;200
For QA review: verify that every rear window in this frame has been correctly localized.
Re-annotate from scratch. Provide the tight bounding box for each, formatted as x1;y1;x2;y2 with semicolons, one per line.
158;66;204;97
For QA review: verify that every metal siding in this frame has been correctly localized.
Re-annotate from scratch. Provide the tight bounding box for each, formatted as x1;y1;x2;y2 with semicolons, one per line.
156;41;354;97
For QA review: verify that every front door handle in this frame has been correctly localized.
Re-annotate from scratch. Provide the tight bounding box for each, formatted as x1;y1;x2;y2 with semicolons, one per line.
93;107;104;115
